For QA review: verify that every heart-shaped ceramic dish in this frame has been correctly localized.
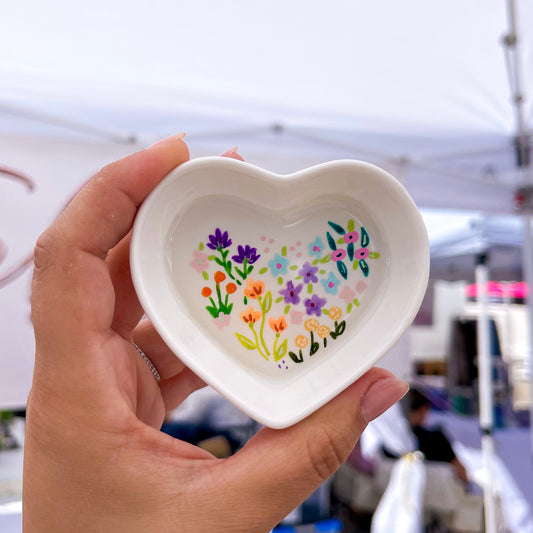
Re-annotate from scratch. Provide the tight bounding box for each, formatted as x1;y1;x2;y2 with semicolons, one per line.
131;157;429;428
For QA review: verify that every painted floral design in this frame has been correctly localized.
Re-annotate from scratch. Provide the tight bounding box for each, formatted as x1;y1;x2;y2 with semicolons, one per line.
299;262;319;284
192;218;379;370
279;280;303;305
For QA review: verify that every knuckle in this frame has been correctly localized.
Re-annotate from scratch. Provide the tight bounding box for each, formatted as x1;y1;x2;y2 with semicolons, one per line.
305;424;353;483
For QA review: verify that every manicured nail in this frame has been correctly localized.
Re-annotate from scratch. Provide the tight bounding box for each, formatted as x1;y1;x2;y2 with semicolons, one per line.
220;146;239;157
361;377;409;423
149;132;186;148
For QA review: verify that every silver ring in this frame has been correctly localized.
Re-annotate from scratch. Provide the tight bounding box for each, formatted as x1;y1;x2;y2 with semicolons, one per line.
133;343;161;382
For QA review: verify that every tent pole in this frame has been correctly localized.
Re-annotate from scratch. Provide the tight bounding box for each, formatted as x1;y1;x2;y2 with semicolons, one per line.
475;255;497;533
522;215;533;458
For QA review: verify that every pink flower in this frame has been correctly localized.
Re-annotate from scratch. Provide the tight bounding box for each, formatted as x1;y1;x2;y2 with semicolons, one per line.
290;310;303;324
343;231;359;244
339;285;356;303
356;281;367;293
213;314;231;330
190;249;209;272
354;247;369;260
331;249;347;262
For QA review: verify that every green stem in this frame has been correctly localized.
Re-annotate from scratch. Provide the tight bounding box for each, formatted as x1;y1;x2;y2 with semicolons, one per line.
273;332;280;356
250;323;269;360
257;296;270;356
217;246;236;280
216;283;223;307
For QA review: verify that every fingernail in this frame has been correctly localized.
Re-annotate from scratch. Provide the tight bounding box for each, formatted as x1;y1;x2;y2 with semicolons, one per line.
220;146;239;157
149;132;186;148
361;377;409;423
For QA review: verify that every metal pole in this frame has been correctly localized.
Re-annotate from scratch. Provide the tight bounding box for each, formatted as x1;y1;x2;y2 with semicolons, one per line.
522;215;533;457
475;255;497;533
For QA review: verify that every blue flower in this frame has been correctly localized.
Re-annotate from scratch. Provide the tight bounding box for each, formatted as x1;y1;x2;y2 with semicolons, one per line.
308;236;325;259
321;272;340;295
268;253;289;276
207;228;232;250
232;245;260;264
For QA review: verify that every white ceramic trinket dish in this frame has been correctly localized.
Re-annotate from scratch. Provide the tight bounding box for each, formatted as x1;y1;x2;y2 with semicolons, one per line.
131;157;429;428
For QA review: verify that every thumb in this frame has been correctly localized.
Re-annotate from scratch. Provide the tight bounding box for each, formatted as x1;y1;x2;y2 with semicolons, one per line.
214;367;408;531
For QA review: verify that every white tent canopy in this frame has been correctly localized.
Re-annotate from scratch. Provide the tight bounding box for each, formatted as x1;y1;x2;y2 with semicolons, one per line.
1;0;533;406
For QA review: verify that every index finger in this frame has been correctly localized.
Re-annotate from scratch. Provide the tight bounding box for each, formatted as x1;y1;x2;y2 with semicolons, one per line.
31;134;189;347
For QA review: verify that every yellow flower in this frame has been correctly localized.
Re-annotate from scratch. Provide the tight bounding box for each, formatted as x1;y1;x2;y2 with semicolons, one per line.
244;278;265;299
328;306;342;321
269;315;288;333
317;325;330;339
295;335;309;348
240;306;262;324
304;318;319;332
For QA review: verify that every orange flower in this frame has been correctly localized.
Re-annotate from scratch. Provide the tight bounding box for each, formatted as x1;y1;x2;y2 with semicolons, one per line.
214;271;226;284
240;306;262;324
244;278;265;299
317;325;330;339
269;315;288;333
328;306;342;321
201;287;212;297
226;282;237;294
295;335;309;348
304;318;319;332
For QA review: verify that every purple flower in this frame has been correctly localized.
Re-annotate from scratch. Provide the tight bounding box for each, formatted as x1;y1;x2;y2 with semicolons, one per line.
304;294;327;317
207;228;232;250
299;261;319;284
232;244;260;264
279;280;303;305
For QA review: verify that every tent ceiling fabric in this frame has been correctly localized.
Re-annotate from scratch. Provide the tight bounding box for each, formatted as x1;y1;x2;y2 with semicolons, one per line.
0;0;532;214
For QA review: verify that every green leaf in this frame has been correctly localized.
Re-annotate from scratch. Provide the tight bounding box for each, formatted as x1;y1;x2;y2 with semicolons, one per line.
320;254;331;263
277;276;283;285
281;246;287;256
353;260;359;271
311;259;319;265
336;260;348;280
347;219;355;232
235;333;256;350
307;283;313;294
275;296;284;303
199;242;204;251
326;231;337;250
347;303;353;314
208;255;216;260
328;221;346;235
274;339;288;361
336;238;344;244
347;242;354;261
359;259;369;277
259;267;268;274
353;298;360;307
289;350;304;363
263;291;272;313
310;342;320;356
290;264;298;270
319;269;326;275
295;275;303;280
322;308;329;315
206;306;219;318
284;304;290;314
361;227;370;247
369;252;380;259
202;270;209;280
214;257;224;266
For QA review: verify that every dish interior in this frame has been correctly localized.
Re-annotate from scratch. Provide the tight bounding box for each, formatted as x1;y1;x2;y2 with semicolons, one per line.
165;193;389;386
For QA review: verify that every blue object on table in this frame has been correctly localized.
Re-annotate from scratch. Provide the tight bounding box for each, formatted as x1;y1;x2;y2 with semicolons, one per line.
272;526;296;532
313;517;343;532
